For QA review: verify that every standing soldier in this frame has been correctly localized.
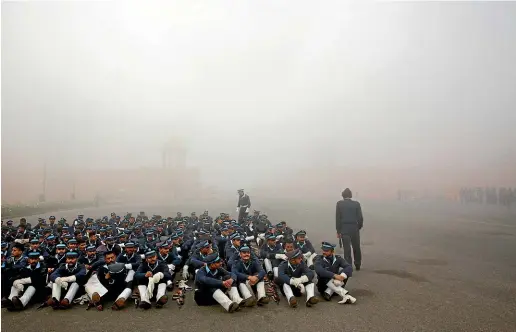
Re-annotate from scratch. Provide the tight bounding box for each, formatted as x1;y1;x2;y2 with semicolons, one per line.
236;189;251;223
336;188;363;270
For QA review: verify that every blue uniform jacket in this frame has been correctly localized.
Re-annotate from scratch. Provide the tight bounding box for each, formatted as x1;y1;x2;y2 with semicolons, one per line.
231;257;266;282
314;254;353;279
277;260;314;285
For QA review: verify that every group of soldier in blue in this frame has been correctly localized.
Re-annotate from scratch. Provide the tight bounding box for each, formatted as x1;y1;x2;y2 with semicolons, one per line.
2;200;357;313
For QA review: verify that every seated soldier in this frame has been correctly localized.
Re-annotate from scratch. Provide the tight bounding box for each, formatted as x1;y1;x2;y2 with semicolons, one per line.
314;242;356;304
259;234;287;279
157;242;181;290
193;252;239;313
277;249;318;308
85;250;132;311
232;245;269;307
4;251;47;311
49;251;87;309
134;250;171;309
293;230;317;269
115;242;142;292
184;240;215;280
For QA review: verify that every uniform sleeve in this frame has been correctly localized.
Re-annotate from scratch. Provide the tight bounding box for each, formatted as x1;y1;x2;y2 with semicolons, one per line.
336;202;342;232
49;266;62;282
338;257;353;277
300;262;314;281
160;262;173;281
254;259;266;280
189;253;206;269
74;265;87;285
356;202;363;229
134;263;147;281
195;269;224;288
306;240;315;254
277;262;291;284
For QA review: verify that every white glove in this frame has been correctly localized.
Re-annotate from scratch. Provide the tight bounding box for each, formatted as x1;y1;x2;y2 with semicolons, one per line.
39;255;45;261
290;278;301;287
61;276;76;283
333;279;344;287
147;279;155;298
140;254;145;259
167;264;175;272
276;235;284;240
298;275;309;284
340;273;348;279
55;277;64;287
13;281;25;292
182;265;189;280
125;264;133;270
236;207;239;213
14;239;24;244
118;243;125;248
303;251;312;259
176;247;181;253
245;207;250;213
14;277;32;285
298;283;306;294
275;254;288;261
177;254;182;260
152;272;164;283
61;281;69;290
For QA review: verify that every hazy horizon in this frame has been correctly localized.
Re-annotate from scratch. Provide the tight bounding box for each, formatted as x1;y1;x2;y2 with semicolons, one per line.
2;1;516;194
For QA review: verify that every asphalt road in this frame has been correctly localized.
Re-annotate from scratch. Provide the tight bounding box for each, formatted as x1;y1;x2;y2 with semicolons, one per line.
2;200;516;332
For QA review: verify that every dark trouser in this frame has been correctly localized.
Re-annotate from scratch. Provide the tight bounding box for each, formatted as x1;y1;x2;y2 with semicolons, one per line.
341;229;361;267
316;278;348;294
238;207;248;223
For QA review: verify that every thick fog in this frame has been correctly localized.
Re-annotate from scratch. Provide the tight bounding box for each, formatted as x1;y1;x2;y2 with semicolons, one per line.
2;1;516;202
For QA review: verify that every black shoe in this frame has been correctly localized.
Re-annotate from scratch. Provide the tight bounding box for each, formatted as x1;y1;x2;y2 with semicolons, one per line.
1;297;13;309
355;265;361;271
322;292;332;301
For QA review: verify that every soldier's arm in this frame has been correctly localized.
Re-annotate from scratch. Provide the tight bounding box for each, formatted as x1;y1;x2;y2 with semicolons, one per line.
336;202;342;232
356;202;364;229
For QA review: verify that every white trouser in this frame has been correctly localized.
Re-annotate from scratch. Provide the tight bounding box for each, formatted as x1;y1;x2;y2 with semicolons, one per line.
264;259;273;272
212;289;233;312
51;282;80;302
273;267;279;278
19;286;36;307
283;284;294;301
238;283;253;300
116;288;132;301
138;285;150;304
256;281;266;300
156;283;167;299
125;270;135;282
228;286;243;304
85;274;108;297
305;283;315;302
8;286;20;300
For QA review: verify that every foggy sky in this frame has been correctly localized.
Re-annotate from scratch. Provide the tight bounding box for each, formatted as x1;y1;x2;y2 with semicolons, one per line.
2;1;516;188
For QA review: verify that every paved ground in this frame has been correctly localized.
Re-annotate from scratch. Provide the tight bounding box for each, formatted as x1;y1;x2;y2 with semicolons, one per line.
2;199;516;332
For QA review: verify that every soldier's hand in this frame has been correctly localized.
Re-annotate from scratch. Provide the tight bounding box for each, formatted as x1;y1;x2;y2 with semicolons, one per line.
145;271;153;278
223;279;233;288
334;274;345;281
85;265;91;270
248;276;259;285
48;268;54;273
105;273;111;279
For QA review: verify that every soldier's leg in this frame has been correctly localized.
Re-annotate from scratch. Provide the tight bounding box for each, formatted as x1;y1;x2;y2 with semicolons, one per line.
350;230;362;268
341;234;353;266
62;282;80;308
155;283;168;308
137;279;151;309
305;282;318;307
13;285;36;310
211;288;239;313
255;281;269;305
239;282;256;307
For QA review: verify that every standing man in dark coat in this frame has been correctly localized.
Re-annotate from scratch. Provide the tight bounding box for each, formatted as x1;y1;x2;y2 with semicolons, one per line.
336;188;363;270
236;189;251;223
